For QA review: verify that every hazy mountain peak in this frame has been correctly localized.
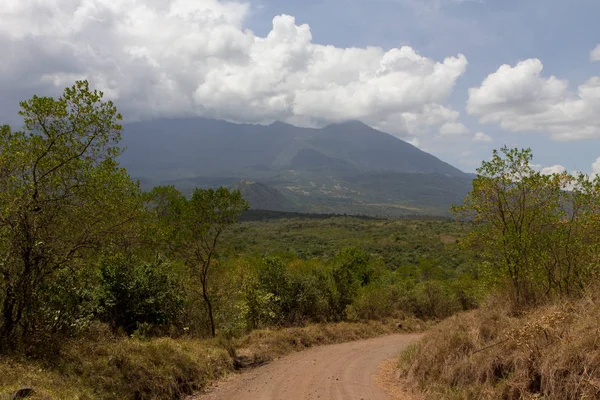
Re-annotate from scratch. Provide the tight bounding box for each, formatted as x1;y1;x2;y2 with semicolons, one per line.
324;120;371;129
120;116;466;178
119;116;472;216
269;121;293;128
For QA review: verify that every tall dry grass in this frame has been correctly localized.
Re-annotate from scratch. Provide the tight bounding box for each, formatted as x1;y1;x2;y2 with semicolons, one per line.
398;289;600;399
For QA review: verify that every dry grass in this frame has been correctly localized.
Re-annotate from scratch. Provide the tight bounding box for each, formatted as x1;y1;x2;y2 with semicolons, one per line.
0;324;232;400
0;319;422;400
376;358;423;400
397;290;600;400
0;360;89;400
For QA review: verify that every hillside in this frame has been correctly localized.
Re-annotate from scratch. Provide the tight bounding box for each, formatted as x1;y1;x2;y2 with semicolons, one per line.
233;180;296;212
399;295;600;400
119;117;472;216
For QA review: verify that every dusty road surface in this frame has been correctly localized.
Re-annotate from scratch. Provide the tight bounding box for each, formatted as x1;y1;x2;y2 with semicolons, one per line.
195;333;422;400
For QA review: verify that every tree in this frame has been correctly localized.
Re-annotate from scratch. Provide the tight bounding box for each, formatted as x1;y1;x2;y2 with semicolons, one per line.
330;248;375;319
147;186;248;337
142;185;187;256
184;187;248;337
0;81;141;351
453;147;600;304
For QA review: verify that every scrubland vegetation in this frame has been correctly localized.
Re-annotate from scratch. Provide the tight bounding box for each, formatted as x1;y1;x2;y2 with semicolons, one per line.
0;82;475;398
398;147;600;399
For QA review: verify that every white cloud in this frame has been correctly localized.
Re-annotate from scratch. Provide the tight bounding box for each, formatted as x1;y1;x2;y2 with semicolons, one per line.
374;104;460;139
531;159;600;182
540;165;566;175
467;58;600;141
407;137;421;148
0;0;468;140
592;157;600;176
591;45;600;62
472;131;492;143
439;121;469;137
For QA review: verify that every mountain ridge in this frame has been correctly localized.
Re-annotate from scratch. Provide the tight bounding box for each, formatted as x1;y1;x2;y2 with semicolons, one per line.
119;117;472;216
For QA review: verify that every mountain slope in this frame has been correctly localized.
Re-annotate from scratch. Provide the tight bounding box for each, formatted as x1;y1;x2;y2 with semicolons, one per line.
119;117;472;216
308;121;464;176
120;118;466;180
120;118;308;180
234;180;296;212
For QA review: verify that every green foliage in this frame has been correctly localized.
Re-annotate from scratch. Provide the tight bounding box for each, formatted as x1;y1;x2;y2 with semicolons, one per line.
217;243;475;332
98;258;184;335
409;281;462;319
346;274;470;322
330;248;375;319
224;215;471;270
142;185;187;253
240;277;280;332
146;185;249;337
214;216;482;330
347;285;394;321
256;257;334;325
0;81;141;352
256;257;292;323
453;146;600;304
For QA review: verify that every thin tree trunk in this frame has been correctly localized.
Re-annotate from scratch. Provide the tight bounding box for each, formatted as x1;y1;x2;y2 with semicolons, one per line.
202;280;215;337
200;266;216;337
0;290;16;350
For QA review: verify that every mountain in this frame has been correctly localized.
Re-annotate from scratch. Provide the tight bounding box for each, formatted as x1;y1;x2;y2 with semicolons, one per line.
234;180;296;212
119;117;472;216
305;121;464;176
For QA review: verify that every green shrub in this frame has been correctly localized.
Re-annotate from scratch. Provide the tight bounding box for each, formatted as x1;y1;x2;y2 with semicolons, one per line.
256;257;336;325
330;248;376;319
98;258;184;335
347;285;393;321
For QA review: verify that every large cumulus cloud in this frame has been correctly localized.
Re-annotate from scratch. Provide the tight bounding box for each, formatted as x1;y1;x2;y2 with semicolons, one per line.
0;0;468;140
467;55;600;141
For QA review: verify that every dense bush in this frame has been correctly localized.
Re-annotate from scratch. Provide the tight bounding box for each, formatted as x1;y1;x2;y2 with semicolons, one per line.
98;258;185;335
347;285;394;321
257;256;336;325
219;249;480;332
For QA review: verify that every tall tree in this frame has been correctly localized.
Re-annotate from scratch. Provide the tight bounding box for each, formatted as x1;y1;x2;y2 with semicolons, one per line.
0;81;141;351
453;147;600;304
147;186;248;337
184;187;248;337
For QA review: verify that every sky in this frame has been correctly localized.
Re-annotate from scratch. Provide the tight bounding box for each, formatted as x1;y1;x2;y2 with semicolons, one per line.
1;0;599;173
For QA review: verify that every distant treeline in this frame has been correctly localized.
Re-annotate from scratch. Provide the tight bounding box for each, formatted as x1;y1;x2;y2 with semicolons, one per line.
239;209;453;222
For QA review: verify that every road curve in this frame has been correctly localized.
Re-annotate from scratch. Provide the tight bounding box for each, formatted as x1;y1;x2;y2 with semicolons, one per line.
194;333;422;400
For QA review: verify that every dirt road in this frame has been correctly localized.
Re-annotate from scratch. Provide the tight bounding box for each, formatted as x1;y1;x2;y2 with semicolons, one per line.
195;333;421;400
